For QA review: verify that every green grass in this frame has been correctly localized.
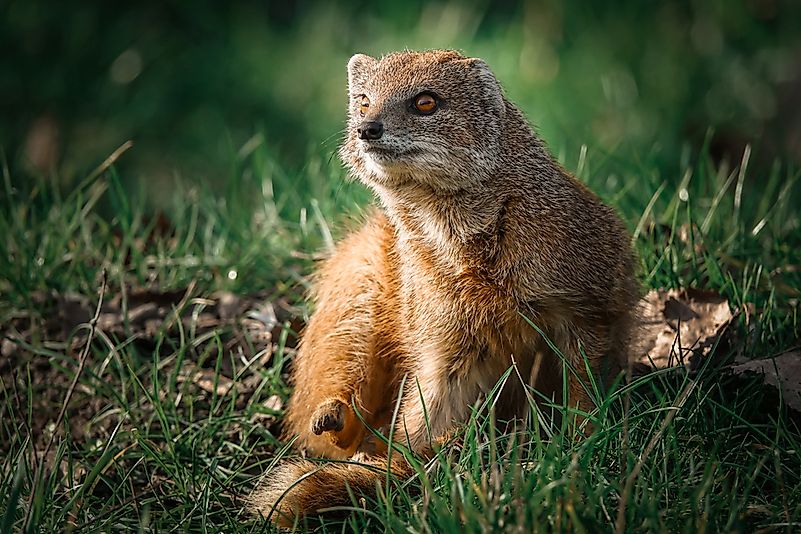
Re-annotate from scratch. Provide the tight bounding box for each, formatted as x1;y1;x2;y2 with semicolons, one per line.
1;139;799;533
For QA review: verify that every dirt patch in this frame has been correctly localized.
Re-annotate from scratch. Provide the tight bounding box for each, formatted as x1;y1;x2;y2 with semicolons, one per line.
1;284;304;453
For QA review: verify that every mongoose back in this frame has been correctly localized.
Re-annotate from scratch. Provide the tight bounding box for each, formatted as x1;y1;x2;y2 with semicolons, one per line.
249;49;638;527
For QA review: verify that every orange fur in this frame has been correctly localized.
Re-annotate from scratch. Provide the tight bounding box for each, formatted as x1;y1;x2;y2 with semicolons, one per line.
249;50;639;527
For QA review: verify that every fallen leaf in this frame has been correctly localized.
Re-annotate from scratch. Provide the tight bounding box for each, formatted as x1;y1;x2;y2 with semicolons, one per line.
639;288;735;370
181;368;240;396
1;337;16;358
213;291;241;321
730;350;801;413
247;301;278;331
263;394;283;412
251;394;284;424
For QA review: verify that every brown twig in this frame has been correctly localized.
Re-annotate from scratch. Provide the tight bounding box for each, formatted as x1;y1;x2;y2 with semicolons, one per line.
21;270;108;532
614;378;696;534
619;349;632;522
160;279;197;332
85;141;133;183
9;363;40;469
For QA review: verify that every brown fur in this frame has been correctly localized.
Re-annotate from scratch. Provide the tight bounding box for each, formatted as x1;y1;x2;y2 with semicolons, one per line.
249;49;639;527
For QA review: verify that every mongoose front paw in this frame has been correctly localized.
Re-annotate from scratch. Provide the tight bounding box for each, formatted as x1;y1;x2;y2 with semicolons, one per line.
311;399;347;435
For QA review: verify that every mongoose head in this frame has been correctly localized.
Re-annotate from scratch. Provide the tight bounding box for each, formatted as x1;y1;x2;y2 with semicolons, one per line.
340;50;506;192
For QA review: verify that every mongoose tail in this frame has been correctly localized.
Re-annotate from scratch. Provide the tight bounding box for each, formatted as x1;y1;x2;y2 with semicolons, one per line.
249;456;414;528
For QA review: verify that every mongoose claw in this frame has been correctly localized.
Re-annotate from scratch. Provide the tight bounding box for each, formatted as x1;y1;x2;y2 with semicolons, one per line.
311;399;346;434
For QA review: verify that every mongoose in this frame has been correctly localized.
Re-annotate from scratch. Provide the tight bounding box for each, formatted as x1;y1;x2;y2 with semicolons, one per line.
249;49;638;526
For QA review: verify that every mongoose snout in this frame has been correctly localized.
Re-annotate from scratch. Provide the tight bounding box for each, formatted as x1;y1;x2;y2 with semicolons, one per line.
357;120;384;140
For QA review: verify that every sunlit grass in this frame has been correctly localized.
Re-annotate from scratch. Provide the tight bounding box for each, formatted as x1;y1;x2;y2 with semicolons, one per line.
0;140;799;532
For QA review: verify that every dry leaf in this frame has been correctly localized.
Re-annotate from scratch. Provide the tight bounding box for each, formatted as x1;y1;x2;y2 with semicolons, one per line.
213;291;241;321
251;394;284;424
639;288;734;370
1;337;16;358
263;394;283;412
182;368;240;396
247;301;278;331
731;350;801;413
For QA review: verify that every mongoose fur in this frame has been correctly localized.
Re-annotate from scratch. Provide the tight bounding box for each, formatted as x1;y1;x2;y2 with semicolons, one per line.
248;49;639;527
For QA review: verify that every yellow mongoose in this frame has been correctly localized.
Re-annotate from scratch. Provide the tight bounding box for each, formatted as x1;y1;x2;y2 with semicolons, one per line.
249;49;638;526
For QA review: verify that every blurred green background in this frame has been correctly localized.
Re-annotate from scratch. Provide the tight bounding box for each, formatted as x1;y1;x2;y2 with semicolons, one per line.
2;0;800;197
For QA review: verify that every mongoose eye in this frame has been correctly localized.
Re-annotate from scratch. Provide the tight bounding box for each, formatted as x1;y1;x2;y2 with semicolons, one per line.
413;93;438;114
359;96;370;116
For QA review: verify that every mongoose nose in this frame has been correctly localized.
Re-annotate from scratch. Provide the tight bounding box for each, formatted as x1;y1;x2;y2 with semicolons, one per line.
357;121;384;140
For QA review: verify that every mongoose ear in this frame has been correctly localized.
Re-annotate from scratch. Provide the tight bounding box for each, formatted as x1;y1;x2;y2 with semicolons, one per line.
347;54;377;92
460;58;505;117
